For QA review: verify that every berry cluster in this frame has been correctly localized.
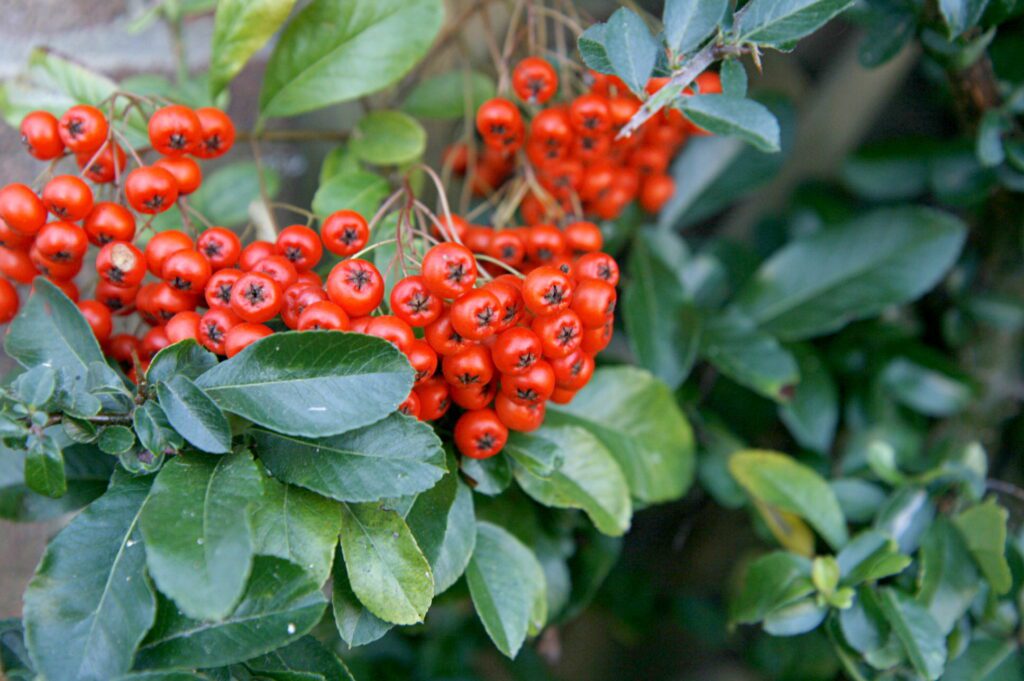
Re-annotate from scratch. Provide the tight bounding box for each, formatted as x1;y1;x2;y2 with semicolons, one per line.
451;58;720;222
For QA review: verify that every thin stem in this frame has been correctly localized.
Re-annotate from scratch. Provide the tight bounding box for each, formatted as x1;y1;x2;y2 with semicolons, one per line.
473;253;525;277
268;202;321;221
250;138;279;233
348;238;399;261
415;165;464;245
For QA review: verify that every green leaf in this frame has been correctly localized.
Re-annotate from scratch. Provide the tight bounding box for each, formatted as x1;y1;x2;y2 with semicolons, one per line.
720;59;748;97
133;401;184;458
210;0;297;96
14;365;56;408
402;70;495;119
338;502;433;625
604;8;659;95
623;228;700;390
735;0;855;46
679;95;781;152
311;170;390;222
953;500;1012;595
244;635;354;681
943;638;1020;681
916;519;979;634
938;0;990;38
836;530;910;585
24;436;66;499
146;340;218;385
140;451;263;621
729;450;848;549
28;47;117;104
663;0;728;55
260;0;444;118
331;552;393;648
976;110;1007;167
351;110;426;166
97;425;136;455
881;353;973;417
875;488;935;554
461;455;512;495
731;552;814;624
577;23;613;74
503;431;563;478
778;345;838;453
736;207;967;341
157;375;232;454
24;472;155;681
405;463;476;594
191;162;281;228
251;477;342;586
701;309;799;402
0;443;113;521
877;587;947;680
253;413;446;502
510;425;632;537
136;556;326;669
762;598;828;636
5;279;105;387
466;522;547;659
547;367;694;504
196;331;413;438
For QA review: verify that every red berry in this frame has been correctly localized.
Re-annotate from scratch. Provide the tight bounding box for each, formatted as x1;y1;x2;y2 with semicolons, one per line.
390;275;443;327
512;57;558;104
488;231;525;267
320;210;369;257
424;308;471;356
450;380;497;410
326;258;384;317
197;226;242;270
0;184;47;235
550;349;595;390
485;279;524;331
532;309;583;359
198;308;240;355
405;339;438;384
252;254;298;290
574;252;619;286
297;300;350;331
491;327;543;376
569;94;611;134
165;310;202;343
0;278;19;324
230;271;283;323
581;320;613;355
95;280;138;314
162;249;212;292
239;240;276;271
0;248;38;284
125;166;179;214
150;282;198;322
148;105;202;156
415;376;451;421
421;242;477;299
58;105;108;154
41;175;93;221
205;268;243;310
495;393;545;432
522;265;573;316
454;408;508;459
96;241;146;288
442;344;494;387
77;142;126;184
84;202;135;245
500;360;555;404
140;326;170;360
365;315;415;352
476;98;523;150
276;225;322;271
193;108;236;159
224;322;272;358
20;111;65;160
564;221;603;254
154;156;203;195
571;278;617;328
34;221;88;263
640;174;675;213
108;334;141;364
398;390;421;418
449;288;501;341
145;230;194;277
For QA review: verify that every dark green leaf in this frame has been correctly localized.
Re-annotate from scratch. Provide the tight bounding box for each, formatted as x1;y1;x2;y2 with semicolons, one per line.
351;110;426;166
190;162;280;227
338;501;433;625
701;309;800;402
880;352;974;417
623;228;700;389
461;455;511;495
577;23;613;74
877;587;946;680
943;638;1020;681
244;635;354;681
251;478;342;585
13;365;56;407
762;598;828;636
24;435;66;498
466;522;547;659
976;110;1007;167
836;530;910;585
736;207;967;341
136;556;326;669
953;500;1012;595
5;279;105;387
402;70;496;120
735;0;854;46
157;375;232;454
331;552;393;648
140;451;263;620
210;0;298;96
24;472;155;681
731;552;814;624
547;366;694;503
720;59;748;97
311;170;389;226
196;331;413;438
405;462;476;594
663;0;728;55
939;0;990;38
779;346;838;453
917;519;979;634
730;450;848;549
147;340;218;385
679;95;781;152
260;0;444;117
604;8;659;95
875;488;935;554
0;442;113;521
0;618;33;680
510;425;632;537
253;413;445;502
133;401;184;458
97;425;136;455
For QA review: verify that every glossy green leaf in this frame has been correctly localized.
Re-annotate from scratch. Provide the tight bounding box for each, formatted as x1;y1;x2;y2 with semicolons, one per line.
663;0;728;55
779;345;838;453
351;110;426;166
736;207;967;341
146;340;218;385
938;0;989;37
402;70;496;119
731;552;814;624
701;309;799;402
249;477;340;588
604;8;659;95
735;0;854;46
253;413;445;502
875;488;935;555
466;522;547;659
405;464;476;594
196;331;413;437
244;634;354;681
917;519;979;634
260;0;444;117
943;638;1020;681
210;0;297;96
133;402;184;459
762;598;828;636
623;228;700;390
953;500;1012;595
97;426;136;456
140;451;262;620
338;502;433;625
24;436;66;499
835;530;910;585
135;556;326;669
311;170;390;222
190;162;280;228
24;472;155;681
0;443;113;521
880;354;973;417
547;366;694;503
577;23;613;74
510;425;632;537
680;95;781;152
461;455;512;495
877;587;946;680
156;375;232;454
5;279;105;386
730;450;848;549
503;431;563;478
331;551;393;648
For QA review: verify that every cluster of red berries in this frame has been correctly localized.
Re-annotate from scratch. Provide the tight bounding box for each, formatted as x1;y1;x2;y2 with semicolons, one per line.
0;103;235;328
448;57;720;221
